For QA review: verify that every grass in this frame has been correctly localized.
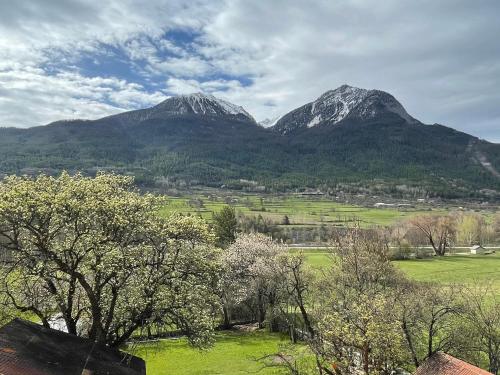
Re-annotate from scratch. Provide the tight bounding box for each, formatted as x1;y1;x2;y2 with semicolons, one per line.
128;331;291;375
300;249;500;293
393;252;500;290
158;193;451;228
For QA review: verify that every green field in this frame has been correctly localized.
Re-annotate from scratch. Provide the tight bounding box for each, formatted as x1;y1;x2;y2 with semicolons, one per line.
159;193;451;228
128;331;292;375
302;250;500;291
394;253;500;289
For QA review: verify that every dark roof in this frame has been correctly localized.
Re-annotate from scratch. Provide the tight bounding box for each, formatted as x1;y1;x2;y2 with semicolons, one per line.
0;318;145;375
415;352;492;375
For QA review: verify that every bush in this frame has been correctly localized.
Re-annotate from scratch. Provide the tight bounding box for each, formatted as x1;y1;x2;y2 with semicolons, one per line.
389;243;414;260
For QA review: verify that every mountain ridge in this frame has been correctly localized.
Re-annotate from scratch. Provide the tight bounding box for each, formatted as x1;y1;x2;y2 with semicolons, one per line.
272;85;419;134
0;85;498;198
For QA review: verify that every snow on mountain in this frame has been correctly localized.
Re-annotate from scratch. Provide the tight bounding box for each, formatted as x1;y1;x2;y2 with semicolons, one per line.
313;85;371;124
258;116;281;127
152;93;255;121
272;84;418;134
104;92;255;125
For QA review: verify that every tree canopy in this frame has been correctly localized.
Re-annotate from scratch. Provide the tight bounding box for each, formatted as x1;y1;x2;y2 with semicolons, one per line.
0;172;220;347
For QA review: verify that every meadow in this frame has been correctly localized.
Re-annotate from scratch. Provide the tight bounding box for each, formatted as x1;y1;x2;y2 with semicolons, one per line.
302;249;500;290
159;193;455;228
394;252;500;289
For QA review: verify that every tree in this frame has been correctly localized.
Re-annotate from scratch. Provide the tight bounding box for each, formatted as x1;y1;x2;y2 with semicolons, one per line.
0;173;220;347
225;233;286;328
212;205;238;248
456;213;485;246
410;215;456;256
396;281;463;368
275;252;315;341
311;228;410;375
459;286;500;374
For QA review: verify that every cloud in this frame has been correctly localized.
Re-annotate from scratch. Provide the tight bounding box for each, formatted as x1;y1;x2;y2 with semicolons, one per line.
0;67;165;127
0;0;499;142
195;0;500;139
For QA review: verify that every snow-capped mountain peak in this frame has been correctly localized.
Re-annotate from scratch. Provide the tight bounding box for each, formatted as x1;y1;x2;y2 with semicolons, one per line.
153;93;255;121
101;92;255;125
313;85;371;124
272;85;417;134
258;116;281;127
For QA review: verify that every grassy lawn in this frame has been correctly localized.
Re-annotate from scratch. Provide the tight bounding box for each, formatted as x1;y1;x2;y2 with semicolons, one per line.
393;252;500;290
301;249;500;292
128;331;291;375
294;248;333;269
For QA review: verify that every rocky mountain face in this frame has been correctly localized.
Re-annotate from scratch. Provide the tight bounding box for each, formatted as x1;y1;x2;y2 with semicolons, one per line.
272;85;418;134
152;93;254;120
102;93;255;126
0;87;498;198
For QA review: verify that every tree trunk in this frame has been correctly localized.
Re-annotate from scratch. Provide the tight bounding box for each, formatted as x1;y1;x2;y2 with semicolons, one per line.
257;292;266;328
64;316;78;336
363;343;370;374
222;305;231;329
402;318;419;367
299;303;314;338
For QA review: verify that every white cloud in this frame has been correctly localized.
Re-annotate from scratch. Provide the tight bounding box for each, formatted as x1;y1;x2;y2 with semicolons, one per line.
0;0;499;142
0;67;165;127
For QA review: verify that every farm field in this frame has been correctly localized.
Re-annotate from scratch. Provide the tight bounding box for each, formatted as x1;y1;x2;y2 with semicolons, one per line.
301;249;500;292
128;331;296;375
159;193;461;228
393;252;500;290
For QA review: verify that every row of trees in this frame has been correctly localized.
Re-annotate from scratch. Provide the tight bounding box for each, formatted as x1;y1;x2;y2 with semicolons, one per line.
223;206;500;256
393;212;499;256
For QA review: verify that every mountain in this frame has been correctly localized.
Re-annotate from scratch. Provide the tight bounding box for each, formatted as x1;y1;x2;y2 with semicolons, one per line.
103;93;255;126
272;84;418;134
0;88;499;198
258;116;281;127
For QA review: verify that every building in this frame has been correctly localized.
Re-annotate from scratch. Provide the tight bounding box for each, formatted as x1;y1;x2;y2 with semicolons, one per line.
471;244;486;255
0;318;145;375
414;352;492;375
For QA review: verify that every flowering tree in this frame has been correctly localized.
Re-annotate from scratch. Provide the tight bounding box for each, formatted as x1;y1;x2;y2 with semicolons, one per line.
0;173;220;347
224;233;286;328
311;229;409;375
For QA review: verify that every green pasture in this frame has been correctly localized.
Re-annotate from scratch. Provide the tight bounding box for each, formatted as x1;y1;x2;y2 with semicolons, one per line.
393;252;500;290
300;249;500;292
159;194;448;228
128;331;295;375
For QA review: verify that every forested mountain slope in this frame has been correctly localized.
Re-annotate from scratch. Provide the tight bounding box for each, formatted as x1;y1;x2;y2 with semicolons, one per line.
0;88;498;198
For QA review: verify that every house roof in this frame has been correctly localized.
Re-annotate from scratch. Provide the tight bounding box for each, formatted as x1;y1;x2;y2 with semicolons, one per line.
471;245;484;250
414;352;492;375
0;318;145;375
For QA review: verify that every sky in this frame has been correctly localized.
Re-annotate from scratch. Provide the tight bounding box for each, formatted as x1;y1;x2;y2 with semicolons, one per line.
0;0;499;142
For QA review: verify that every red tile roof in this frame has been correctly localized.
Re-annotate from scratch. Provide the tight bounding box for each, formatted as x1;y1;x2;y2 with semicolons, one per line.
0;319;145;375
415;352;492;375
